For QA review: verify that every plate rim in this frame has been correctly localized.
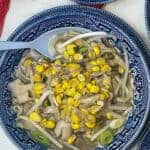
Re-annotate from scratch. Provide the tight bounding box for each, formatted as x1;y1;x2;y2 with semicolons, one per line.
0;4;150;150
72;0;115;4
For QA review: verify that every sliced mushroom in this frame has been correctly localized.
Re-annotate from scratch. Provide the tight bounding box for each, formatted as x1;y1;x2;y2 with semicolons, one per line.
54;120;72;140
9;79;32;104
44;106;59;114
80;94;99;105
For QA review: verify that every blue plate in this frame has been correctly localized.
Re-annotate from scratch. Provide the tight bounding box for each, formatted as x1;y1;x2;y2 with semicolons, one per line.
146;0;150;37
73;0;115;5
138;122;150;150
0;5;150;150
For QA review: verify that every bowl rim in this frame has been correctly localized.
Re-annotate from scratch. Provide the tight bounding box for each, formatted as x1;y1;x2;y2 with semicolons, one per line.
0;4;150;150
72;0;115;5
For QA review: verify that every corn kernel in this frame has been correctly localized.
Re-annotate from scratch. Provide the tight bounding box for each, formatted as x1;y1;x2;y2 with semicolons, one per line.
102;76;111;86
74;53;83;61
60;108;68;119
66;44;76;56
74;99;80;107
55;84;64;93
77;74;85;82
101;91;110;99
90;60;97;65
23;58;33;67
69;78;79;88
40;118;47;127
88;51;96;59
87;83;92;89
96;100;104;107
74;92;81;99
87;114;96;123
91;66;100;72
106;112;113;120
78;82;85;90
67;135;77;144
51;67;57;75
88;105;101;115
55;59;61;65
33;74;42;82
99;93;106;100
66;88;76;96
93;46;101;56
85;122;96;129
96;58;106;65
68;97;75;105
62;80;70;89
68;63;80;72
101;64;112;72
71;114;80;123
71;123;81;130
33;83;45;94
118;66;124;74
29;112;42;123
51;79;58;87
45;120;55;128
89;85;100;93
56;95;62;105
91;80;96;85
35;64;44;73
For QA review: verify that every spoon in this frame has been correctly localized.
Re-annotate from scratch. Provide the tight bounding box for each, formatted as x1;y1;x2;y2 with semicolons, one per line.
0;27;112;59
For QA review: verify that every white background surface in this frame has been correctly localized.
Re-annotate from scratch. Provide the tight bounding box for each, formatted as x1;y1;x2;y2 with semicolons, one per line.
0;0;148;149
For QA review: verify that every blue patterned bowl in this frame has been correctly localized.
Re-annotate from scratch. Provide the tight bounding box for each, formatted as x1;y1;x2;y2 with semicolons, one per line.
73;0;115;5
0;5;150;150
138;121;150;150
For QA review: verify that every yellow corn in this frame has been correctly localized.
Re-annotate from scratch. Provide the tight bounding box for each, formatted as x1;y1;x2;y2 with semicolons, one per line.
96;58;106;65
23;58;33;67
93;46;101;56
66;88;76;96
45;120;56;128
77;74;85;82
89;85;100;93
71;123;81;130
106;112;113;120
118;66;124;74
29;112;42;123
35;64;44;73
67;135;77;144
56;95;63;105
85;122;96;129
66;44;76;56
33;74;42;82
71;114;80;123
91;66;100;72
101;64;112;72
86;114;96;123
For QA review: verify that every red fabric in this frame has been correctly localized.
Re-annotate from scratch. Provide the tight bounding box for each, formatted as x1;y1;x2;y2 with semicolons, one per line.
81;4;104;9
0;0;10;36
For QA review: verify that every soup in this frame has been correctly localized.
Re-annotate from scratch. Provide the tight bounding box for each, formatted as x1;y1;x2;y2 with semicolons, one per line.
9;30;133;150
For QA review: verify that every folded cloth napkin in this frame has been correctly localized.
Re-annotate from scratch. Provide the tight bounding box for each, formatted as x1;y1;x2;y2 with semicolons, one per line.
0;0;10;36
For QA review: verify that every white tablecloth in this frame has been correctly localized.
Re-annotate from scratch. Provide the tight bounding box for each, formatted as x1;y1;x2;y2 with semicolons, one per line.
0;0;148;149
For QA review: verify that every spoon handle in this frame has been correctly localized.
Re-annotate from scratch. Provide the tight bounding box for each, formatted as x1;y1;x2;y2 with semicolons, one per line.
0;41;31;50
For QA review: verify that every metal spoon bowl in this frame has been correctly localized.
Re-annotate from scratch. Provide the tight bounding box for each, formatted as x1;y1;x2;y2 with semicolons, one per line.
0;27;111;59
